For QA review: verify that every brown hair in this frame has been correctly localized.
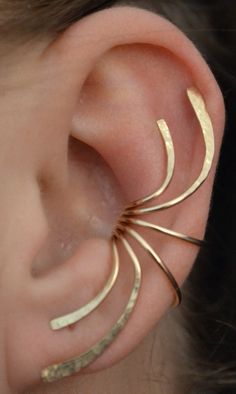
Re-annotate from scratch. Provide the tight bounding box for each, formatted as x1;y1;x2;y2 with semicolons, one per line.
0;0;117;41
2;0;236;392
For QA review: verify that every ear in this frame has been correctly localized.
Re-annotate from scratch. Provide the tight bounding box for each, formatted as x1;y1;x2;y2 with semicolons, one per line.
6;6;225;392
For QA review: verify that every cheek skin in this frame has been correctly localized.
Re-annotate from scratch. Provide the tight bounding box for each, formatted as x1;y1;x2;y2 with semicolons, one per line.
0;178;48;284
0;106;125;391
0;178;48;390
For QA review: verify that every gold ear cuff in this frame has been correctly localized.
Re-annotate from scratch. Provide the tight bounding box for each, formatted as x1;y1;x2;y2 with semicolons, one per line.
41;87;215;383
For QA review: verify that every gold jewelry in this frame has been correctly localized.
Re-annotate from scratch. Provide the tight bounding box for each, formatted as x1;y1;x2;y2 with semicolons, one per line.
41;87;215;383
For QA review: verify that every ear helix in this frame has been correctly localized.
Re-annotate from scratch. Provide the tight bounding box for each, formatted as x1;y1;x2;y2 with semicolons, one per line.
41;87;215;383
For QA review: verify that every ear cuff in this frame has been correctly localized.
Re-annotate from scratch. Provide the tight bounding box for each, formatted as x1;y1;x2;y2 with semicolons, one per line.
41;87;215;383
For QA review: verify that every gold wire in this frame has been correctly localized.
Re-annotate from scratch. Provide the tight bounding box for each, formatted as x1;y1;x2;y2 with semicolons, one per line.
127;119;175;208
50;241;120;330
125;87;215;216
41;87;214;383
123;218;203;247
125;227;182;306
41;237;141;383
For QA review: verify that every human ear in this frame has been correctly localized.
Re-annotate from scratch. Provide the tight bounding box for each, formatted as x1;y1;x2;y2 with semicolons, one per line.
6;6;225;392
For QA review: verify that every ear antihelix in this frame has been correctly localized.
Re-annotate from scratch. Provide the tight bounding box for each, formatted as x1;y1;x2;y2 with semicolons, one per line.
41;87;214;383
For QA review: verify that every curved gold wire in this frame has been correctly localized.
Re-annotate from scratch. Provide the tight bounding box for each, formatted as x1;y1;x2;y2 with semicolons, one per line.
41;237;141;383
125;87;215;216
50;242;120;330
123;218;203;247
128;119;175;208
125;227;182;306
42;87;214;384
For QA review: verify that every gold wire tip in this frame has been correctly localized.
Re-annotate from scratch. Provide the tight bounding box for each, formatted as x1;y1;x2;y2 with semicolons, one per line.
41;87;214;383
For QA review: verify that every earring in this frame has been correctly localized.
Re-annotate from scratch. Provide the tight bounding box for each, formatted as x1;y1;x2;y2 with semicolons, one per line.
41;87;215;383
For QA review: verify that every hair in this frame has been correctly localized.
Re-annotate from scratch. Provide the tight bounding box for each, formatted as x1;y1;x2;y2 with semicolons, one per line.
2;1;236;393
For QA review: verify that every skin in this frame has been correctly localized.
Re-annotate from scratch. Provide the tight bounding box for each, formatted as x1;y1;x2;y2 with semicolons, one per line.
0;6;225;394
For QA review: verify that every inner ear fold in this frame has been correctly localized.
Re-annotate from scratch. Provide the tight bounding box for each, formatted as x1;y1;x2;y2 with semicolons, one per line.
32;137;124;277
71;43;197;203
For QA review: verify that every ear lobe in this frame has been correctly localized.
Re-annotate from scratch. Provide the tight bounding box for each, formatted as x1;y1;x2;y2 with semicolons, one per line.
7;239;116;388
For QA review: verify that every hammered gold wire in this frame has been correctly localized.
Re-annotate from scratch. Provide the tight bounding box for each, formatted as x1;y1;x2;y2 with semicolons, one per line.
129;119;175;207
125;87;215;215
49;97;176;332
125;226;182;306
41;87;214;384
50;241;120;330
41;237;141;383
